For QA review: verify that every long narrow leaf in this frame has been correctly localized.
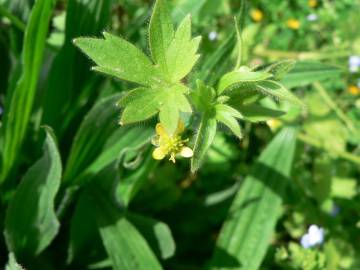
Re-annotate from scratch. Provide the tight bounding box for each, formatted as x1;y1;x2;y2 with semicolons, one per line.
210;128;297;270
0;0;56;182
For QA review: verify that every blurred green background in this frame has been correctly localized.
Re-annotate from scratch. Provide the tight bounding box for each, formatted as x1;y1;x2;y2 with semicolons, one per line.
0;0;359;269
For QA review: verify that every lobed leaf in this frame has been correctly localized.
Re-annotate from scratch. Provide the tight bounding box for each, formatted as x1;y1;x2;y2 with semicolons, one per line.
74;32;163;86
119;87;164;125
149;0;174;75
166;15;201;82
5;253;24;270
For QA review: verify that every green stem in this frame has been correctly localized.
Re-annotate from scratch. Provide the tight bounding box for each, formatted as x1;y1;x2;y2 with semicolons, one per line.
313;82;358;135
0;4;26;31
298;133;360;166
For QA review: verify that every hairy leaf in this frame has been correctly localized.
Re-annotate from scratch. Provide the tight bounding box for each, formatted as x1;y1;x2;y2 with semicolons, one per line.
235;104;286;122
166;15;201;82
74;32;163;86
264;60;296;81
191;115;217;172
256;80;304;107
149;0;174;75
218;68;272;95
216;110;242;139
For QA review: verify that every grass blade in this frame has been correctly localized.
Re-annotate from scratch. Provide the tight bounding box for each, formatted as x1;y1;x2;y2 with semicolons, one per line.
0;0;56;182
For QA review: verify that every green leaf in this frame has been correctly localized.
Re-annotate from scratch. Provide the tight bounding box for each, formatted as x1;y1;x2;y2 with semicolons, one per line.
281;61;341;88
216;110;242;139
5;128;62;257
256;80;305;107
119;84;191;135
67;194;100;264
116;150;157;207
215;104;243;119
73;126;153;186
0;0;56;182
159;96;180;135
218;68;272;95
166;15;201;82
234;16;243;70
195;30;236;85
149;0;174;74
191;114;217;172
235;104;286;122
191;80;217;112
210;128;297;270
74;32;163;86
88;186;163;270
128;213;176;260
64;94;123;184
171;0;208;23
264;60;296;81
119;87;162;125
43;0;111;130
5;253;24;270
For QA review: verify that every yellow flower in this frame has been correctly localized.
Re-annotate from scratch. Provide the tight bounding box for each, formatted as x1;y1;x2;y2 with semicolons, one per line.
267;119;282;132
250;9;264;22
152;121;193;163
347;85;360;96
308;0;317;8
287;19;301;30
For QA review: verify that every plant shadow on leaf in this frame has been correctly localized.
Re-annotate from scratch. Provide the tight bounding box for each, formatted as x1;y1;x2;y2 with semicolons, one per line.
210;246;242;268
226;161;291;222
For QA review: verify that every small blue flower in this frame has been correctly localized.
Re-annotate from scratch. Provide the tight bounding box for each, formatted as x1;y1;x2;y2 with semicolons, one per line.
330;204;340;217
208;31;218;41
300;225;324;249
307;14;318;21
349;56;360;73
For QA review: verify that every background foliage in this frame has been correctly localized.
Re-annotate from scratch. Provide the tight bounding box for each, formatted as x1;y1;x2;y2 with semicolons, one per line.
0;0;359;269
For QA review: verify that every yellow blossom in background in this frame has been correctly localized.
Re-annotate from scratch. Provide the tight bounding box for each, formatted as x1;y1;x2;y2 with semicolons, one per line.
267;119;283;132
250;9;263;22
347;85;360;96
287;19;301;30
152;121;193;163
308;0;317;8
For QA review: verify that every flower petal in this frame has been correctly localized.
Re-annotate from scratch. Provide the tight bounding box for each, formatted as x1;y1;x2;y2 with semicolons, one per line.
156;123;168;137
180;147;193;158
152;147;166;160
